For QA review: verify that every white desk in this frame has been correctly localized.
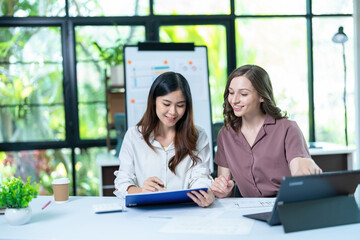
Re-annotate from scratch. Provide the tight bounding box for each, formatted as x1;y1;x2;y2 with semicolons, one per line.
309;142;356;171
1;196;359;240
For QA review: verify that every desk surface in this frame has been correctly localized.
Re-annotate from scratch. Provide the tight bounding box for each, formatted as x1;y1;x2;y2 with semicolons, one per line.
1;196;359;240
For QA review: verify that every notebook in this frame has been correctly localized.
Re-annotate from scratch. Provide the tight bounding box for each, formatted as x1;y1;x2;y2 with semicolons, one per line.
125;187;208;207
243;170;360;226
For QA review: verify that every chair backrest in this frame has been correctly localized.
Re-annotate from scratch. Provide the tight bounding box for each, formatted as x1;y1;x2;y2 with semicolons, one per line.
212;121;224;147
114;113;126;157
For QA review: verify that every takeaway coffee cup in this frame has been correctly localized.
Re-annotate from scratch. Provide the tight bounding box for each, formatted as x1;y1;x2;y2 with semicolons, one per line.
52;178;70;203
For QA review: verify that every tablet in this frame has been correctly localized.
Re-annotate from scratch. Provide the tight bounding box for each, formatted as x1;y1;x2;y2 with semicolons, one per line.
244;169;360;226
125;188;208;207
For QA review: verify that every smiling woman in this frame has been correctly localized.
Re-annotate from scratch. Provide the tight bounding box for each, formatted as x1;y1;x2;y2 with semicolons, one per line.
211;65;322;199
113;71;215;207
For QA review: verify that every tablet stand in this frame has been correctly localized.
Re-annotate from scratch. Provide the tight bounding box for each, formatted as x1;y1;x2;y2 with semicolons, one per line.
277;195;360;233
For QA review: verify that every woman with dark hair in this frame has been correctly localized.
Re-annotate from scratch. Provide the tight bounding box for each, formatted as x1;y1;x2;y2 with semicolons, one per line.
114;71;214;207
211;65;322;198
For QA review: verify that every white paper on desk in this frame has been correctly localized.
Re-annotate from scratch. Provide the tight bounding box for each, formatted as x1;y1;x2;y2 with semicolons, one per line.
159;217;254;235
135;208;224;221
220;198;275;209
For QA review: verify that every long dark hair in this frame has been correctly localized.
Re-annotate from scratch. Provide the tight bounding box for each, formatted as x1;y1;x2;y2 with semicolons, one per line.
223;64;287;132
137;71;199;174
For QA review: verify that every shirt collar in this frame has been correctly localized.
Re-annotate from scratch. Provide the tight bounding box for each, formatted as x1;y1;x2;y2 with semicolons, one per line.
148;131;175;150
137;127;159;147
263;114;276;125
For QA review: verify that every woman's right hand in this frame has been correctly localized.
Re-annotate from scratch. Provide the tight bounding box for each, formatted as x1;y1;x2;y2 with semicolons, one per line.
211;176;234;198
141;176;166;193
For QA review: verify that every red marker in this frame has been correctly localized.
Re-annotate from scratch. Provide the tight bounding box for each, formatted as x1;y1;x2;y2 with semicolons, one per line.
226;175;231;186
42;200;51;210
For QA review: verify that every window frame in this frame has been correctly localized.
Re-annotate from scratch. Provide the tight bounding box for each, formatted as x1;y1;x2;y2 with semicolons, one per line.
0;0;354;195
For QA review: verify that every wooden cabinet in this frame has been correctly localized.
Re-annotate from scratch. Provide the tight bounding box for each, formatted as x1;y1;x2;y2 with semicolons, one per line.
96;154;119;196
104;73;125;151
309;143;355;172
96;153;119;196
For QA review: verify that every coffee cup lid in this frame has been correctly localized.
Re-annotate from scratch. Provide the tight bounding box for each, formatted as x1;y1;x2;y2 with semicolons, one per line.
52;178;70;185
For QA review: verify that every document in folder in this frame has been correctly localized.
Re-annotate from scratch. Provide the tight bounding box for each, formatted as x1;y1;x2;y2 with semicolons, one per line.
125;188;208;207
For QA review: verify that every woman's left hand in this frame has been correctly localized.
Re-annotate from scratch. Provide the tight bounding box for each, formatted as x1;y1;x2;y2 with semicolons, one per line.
187;188;215;207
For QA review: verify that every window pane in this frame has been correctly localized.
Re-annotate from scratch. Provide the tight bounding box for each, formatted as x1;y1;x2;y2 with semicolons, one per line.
75;147;109;196
235;18;309;139
0;27;65;143
159;25;228;122
235;0;306;15
312;0;353;14
0;149;73;196
0;0;65;17
313;17;354;145
154;0;230;15
69;0;149;16
75;25;145;140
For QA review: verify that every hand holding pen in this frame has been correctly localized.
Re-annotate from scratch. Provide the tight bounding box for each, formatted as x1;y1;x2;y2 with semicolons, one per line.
141;177;166;193
211;175;234;198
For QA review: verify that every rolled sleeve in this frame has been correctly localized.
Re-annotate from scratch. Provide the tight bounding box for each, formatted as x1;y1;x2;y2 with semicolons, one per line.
188;128;213;189
285;121;311;163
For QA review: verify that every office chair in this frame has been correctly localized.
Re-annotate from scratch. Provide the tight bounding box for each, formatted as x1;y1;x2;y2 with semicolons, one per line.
114;113;126;157
212;121;224;149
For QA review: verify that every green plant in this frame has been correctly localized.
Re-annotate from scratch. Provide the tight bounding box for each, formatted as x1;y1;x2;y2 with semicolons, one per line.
0;176;39;208
92;38;125;67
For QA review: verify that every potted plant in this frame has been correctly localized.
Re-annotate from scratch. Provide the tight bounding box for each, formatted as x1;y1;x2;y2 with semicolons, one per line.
0;176;39;225
93;38;125;87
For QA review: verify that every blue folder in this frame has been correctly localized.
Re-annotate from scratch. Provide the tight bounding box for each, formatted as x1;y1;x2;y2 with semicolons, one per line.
125;188;208;207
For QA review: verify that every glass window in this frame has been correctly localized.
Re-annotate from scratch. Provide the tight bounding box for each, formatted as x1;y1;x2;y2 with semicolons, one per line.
235;0;306;15
75;147;108;196
75;25;145;140
154;0;230;15
69;0;149;16
0;0;65;17
235;18;309;139
312;17;355;145
159;25;228;122
0;149;72;196
312;0;353;15
0;27;65;143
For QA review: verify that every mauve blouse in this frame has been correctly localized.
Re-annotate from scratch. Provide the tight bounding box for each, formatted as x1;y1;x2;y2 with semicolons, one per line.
214;114;310;197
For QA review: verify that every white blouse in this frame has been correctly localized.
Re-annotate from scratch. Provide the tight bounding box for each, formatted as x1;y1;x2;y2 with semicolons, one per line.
113;126;213;198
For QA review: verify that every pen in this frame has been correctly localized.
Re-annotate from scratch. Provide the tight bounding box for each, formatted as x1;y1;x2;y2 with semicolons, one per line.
42;200;51;210
154;181;166;189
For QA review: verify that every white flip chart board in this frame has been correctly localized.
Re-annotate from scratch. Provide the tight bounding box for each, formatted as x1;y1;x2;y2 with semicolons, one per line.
123;43;213;170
